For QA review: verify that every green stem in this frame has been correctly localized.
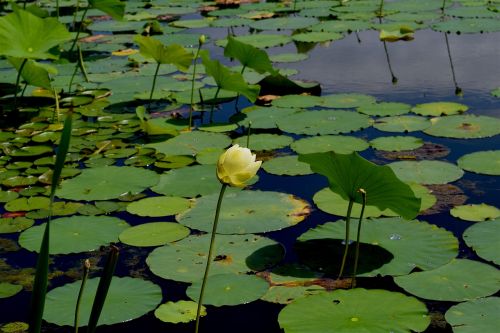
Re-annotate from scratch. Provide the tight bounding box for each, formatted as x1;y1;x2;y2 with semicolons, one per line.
233;66;247;111
68;57;79;94
148;62;161;111
378;0;384;17
72;0;80;30
352;190;367;287
13;58;28;109
195;183;228;333
68;6;89;56
246;121;252;148
441;0;446;14
56;0;60;19
74;260;90;333
189;44;203;131
77;44;89;83
209;87;221;123
338;199;354;279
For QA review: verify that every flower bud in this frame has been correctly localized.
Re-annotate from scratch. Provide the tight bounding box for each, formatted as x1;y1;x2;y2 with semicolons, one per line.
216;144;261;187
199;34;206;45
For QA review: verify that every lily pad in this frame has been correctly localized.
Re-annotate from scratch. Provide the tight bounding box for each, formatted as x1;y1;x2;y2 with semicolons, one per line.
0;217;34;234
126;196;191;217
291;135;369;155
424;115;500;139
234;106;300;129
216;34;292;49
389;160;464;184
450;204;500;222
4;196;50;212
457;150;500;175
43;277;161;326
374;115;431;132
155;301;206;324
57;166;160;201
0;282;22;299
262;155;313;176
19;216;129;254
146;131;231;157
272;94;323;109
370;136;424;151
270;53;309;63
119;222;190;247
277;110;371;135
177;190;310;234
249;17;318;31
187;273;269;306
321;93;376;109
446;297;500;333
146;234;284;283
357;102;411;116
298;218;458;277
432;18;500;33
278;289;430;333
234;134;293;151
463;219;500;264
291;32;344;43
394;259;500;301
411;102;469;116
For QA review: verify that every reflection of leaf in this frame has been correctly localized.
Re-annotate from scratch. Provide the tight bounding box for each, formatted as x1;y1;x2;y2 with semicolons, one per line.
133;35;192;70
89;0;125;21
0;7;71;59
299;152;420;220
8;58;57;89
201;51;260;102
224;35;276;74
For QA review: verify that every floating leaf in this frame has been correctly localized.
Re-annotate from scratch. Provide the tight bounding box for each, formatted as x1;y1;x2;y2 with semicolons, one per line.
146;131;231;157
155;301;206;324
411;102;468;116
446;297;500;333
147;234;284;283
463;219;500;265
389;160;464;184
432;18;500;33
272;94;323;109
177;190;310;234
370;136;424;151
249;17;318;31
233;134;293;151
5;196;50;212
321;93;376;108
216;34;293;49
278;289;430;333
119;222;190;247
394;259;500;301
450;204;500;222
19;216;129;254
380;25;415;42
0;283;22;299
357;102;411;116
187;273;269;306
0;217;34;234
43;277;161;326
262;155;313;176
424;115;500;139
291;135;369;155
126;196;191;217
374;115;431;132
457;150;500;176
291;32;344;43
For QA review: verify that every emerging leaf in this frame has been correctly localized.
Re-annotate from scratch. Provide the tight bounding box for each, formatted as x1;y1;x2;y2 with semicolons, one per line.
224;35;276;74
133;35;193;70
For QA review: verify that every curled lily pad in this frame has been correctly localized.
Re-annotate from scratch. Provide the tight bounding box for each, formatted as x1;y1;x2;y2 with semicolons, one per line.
394;259;500;301
457;150;500;176
126;196;191;217
187;273;269;306
44;277;162;326
278;289;430;333
450;204;500;222
147;234;284;283
463;219;500;265
177;190;310;234
424;115;500;139
446;297;500;333
119;222;190;247
57;166;160;201
19;216;129;254
155;301;206;324
389;160;464;184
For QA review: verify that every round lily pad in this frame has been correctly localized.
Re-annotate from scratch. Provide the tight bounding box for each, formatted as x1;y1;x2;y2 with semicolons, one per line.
262;285;325;304
276;110;372;135
270;53;309;63
8;145;52;157
432;18;500;33
321;93;376;109
155;301;206;324
457;150;500;176
291;31;344;43
297;217;458;277
57;166;160;201
147;234;284;283
0;217;34;233
126;196;191;217
411;102;468;116
291;135;369;154
235;106;300;129
370;136;424;151
374;115;431;132
19;216;129;254
0;190;19;202
357;102;411;116
44;277;162;326
463;220;500;265
146;131;231;157
0;282;22;298
424;115;500;139
233;134;293;151
262;155;313;176
216;34;292;49
177;190;310;234
389;160;464;184
450;204;500;222
394;259;500;301
446;297;500;333
249;17;318;31
4;196;50;212
278;289;430;333
272;95;323;109
187;273;269;306
119;222;190;247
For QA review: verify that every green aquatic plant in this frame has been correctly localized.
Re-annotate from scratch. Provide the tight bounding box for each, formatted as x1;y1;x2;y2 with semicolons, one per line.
195;145;262;333
29;110;73;333
134;35;193;110
299;152;420;281
224;35;276;75
188;35;206;131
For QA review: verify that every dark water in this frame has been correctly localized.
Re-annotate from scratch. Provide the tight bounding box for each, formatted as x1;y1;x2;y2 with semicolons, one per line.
1;23;499;333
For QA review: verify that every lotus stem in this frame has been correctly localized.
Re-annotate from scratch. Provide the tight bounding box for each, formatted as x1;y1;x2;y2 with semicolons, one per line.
352;189;367;287
195;183;228;333
444;33;462;96
338;199;354;279
148;62;161;111
209;87;221;123
246;121;252;148
378;0;384;17
382;41;397;84
188;41;203;131
68;6;89;55
78;44;89;83
74;260;90;333
13;58;28;109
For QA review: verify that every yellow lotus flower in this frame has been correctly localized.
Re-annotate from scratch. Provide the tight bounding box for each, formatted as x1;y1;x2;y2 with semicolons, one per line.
216;144;262;187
